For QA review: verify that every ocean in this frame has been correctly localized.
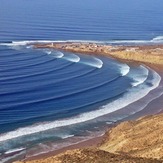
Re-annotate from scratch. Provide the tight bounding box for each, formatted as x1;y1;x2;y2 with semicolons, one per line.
0;0;163;162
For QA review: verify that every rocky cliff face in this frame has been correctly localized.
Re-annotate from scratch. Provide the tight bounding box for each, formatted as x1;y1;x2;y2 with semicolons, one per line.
15;114;163;163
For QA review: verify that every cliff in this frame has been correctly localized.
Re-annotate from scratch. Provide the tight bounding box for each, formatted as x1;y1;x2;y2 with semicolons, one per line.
15;113;163;163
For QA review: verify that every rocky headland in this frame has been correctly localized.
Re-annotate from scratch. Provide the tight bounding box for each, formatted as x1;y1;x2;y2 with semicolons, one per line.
15;113;163;163
33;43;163;65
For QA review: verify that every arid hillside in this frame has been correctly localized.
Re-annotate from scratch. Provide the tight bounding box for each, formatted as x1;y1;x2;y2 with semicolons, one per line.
100;114;163;160
15;113;163;163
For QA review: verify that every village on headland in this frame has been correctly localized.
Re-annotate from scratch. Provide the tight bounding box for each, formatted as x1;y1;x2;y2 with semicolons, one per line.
32;42;163;65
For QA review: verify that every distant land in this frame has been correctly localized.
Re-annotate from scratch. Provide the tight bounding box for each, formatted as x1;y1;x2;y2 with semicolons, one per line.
33;43;163;65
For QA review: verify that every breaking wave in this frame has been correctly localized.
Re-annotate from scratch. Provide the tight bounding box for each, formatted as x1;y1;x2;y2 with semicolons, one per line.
128;65;149;87
81;57;103;68
4;147;25;155
63;53;80;63
0;36;163;48
44;50;64;58
152;36;163;41
0;68;160;142
45;50;80;62
119;64;130;76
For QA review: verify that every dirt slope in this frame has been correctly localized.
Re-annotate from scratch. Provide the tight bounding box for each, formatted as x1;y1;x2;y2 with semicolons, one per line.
15;114;163;163
100;114;163;160
15;148;162;163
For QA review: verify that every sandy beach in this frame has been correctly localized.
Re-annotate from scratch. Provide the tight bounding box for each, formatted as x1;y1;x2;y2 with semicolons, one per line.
19;43;163;162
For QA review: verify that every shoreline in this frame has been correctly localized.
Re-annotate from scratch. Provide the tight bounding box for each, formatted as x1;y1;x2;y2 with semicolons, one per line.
15;43;163;162
33;43;163;65
25;134;105;161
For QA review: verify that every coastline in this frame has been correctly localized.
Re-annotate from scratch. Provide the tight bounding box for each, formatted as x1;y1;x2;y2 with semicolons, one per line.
18;43;163;162
33;43;163;65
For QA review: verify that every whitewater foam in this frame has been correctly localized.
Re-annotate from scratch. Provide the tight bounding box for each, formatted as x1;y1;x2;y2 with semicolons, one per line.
110;62;130;76
44;50;64;58
0;67;161;142
0;151;25;163
4;147;25;154
119;64;130;76
60;134;74;139
63;53;80;63
128;65;149;87
81;57;103;68
152;36;163;41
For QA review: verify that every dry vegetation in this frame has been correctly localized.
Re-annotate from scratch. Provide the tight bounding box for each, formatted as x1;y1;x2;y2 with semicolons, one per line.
15;114;163;163
33;43;163;65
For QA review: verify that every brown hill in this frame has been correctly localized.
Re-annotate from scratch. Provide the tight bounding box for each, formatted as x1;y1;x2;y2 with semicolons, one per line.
15;114;163;163
16;148;161;163
100;114;163;160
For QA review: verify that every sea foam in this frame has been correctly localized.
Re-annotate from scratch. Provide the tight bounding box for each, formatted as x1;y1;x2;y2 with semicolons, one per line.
80;57;103;68
0;68;161;142
44;50;64;58
128;65;149;87
4;147;25;154
63;53;80;63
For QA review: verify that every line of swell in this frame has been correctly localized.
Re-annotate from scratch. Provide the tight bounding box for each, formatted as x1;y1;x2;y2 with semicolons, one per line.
0;57;56;73
0;75;121;111
0;68;97;97
0;88;127;126
0;51;27;58
0;54;47;64
0;68;160;142
0;53;48;68
0;62;74;83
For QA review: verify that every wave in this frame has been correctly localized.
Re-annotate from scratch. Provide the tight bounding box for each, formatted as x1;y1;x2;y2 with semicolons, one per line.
4;147;25;154
0;74;120;110
0;62;73;83
128;65;149;87
0;57;56;73
152;36;163;41
44;50;64;58
0;40;55;46
0;68;161;142
60;134;74;139
81;57;103;68
44;50;80;62
1;36;163;48
63;53;80;63
119;64;130;76
45;50;100;66
0;150;25;163
109;61;130;76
